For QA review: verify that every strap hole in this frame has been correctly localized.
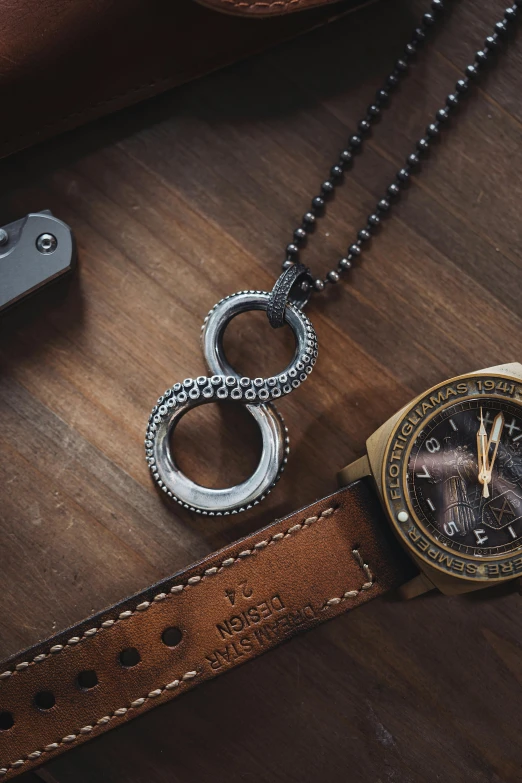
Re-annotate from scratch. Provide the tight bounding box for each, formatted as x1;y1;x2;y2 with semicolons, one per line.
77;670;98;690
119;647;141;668
0;711;14;731
161;627;183;648
34;691;55;710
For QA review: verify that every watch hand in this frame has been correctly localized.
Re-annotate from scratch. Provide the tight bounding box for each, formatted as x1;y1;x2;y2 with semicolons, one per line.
477;408;490;498
481;412;505;495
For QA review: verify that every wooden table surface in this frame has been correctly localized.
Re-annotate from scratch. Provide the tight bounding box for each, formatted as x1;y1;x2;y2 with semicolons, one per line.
1;0;521;780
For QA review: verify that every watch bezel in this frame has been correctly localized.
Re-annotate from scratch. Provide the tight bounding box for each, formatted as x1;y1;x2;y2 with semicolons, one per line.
381;370;522;583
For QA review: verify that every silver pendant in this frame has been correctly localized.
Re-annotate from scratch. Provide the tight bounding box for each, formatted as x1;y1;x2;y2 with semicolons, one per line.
145;290;317;515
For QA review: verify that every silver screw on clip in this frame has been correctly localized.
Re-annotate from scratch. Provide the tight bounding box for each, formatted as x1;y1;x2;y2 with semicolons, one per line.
36;233;58;254
0;229;8;247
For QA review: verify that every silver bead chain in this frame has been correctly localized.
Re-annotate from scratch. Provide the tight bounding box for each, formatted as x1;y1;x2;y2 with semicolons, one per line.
281;0;520;295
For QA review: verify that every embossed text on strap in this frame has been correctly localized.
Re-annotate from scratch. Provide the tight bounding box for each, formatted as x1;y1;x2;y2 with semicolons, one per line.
0;481;408;779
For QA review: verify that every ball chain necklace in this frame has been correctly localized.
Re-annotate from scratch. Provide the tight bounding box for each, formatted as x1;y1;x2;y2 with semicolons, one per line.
145;0;520;517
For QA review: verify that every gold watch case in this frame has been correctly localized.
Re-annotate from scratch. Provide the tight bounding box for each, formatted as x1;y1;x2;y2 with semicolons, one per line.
338;362;522;596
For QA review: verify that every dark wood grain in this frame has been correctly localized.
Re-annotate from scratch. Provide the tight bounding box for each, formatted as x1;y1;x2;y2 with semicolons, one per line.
1;0;521;780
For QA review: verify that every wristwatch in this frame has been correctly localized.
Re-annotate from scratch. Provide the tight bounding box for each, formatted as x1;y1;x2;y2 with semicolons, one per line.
1;363;521;779
339;362;522;596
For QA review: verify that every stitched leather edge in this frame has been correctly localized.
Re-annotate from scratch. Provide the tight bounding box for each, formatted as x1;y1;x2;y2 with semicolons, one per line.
1;544;372;775
1;537;374;775
0;479;412;781
0;507;338;683
0;0;370;159
195;0;338;15
0;503;379;777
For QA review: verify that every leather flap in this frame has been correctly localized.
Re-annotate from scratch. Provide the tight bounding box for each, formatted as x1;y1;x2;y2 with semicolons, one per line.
195;0;339;16
0;0;365;160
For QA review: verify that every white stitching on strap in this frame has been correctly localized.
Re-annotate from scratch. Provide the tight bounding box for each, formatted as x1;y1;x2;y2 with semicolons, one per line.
322;548;374;609
0;504;377;777
0;669;200;776
0;506;339;682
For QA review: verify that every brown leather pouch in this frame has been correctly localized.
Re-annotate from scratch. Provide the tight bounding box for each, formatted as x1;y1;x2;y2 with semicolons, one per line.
196;0;340;14
0;0;365;160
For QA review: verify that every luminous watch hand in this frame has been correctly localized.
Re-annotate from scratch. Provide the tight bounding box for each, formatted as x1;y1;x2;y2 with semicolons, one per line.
477;407;490;498
481;412;505;496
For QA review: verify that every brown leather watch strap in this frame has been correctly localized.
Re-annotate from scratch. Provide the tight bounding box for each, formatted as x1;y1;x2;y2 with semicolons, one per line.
0;480;412;779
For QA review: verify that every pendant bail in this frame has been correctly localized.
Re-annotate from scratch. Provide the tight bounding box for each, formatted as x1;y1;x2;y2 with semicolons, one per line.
267;263;313;329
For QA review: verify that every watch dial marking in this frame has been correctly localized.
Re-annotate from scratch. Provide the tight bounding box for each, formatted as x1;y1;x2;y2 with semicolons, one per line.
481;411;495;427
474;529;488;545
425;437;441;454
443;520;458;536
506;417;521;438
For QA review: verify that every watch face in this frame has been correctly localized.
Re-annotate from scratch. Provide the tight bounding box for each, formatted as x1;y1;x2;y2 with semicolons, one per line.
408;399;522;557
382;372;522;582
